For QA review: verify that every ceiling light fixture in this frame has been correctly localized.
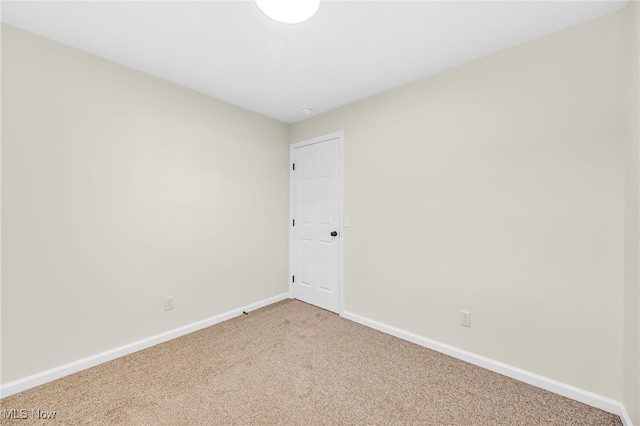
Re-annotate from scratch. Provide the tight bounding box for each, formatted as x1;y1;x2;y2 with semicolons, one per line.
254;0;321;25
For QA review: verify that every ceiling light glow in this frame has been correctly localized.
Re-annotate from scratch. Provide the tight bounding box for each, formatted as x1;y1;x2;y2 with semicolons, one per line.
254;0;321;25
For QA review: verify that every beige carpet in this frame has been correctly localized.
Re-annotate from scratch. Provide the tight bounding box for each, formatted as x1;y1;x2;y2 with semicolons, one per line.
1;299;622;425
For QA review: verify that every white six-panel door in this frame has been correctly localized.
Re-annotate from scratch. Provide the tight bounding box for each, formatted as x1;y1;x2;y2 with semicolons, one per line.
291;135;341;313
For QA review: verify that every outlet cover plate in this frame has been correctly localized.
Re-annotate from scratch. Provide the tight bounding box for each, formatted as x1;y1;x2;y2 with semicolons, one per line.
461;310;471;327
165;296;174;311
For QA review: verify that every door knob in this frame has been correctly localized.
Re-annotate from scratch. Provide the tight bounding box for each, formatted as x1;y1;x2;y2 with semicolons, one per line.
331;231;338;237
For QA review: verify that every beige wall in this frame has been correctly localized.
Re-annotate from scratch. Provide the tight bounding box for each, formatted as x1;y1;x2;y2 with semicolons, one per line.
1;24;290;383
290;7;630;401
0;22;4;388
623;2;640;424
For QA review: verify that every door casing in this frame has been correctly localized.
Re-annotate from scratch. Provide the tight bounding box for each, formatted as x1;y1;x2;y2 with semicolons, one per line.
289;131;344;314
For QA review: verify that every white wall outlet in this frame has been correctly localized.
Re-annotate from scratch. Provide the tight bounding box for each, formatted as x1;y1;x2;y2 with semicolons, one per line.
164;296;174;311
461;310;471;327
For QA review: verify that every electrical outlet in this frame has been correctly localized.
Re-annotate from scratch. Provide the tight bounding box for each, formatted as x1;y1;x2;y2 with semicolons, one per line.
460;310;471;327
165;296;174;311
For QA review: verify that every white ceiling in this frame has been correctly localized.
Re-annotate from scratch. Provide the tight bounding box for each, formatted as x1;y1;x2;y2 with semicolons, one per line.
1;1;629;123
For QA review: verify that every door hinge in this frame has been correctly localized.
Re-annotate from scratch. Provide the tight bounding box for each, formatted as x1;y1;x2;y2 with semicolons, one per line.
292;275;295;283
292;163;295;171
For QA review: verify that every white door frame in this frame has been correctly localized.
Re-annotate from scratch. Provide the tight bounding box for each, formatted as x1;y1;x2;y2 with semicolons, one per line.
289;131;344;315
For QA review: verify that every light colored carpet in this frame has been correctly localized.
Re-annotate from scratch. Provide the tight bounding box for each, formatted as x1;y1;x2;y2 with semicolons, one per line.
1;299;622;425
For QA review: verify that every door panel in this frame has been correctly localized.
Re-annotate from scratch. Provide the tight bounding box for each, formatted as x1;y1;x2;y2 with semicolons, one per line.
292;137;340;313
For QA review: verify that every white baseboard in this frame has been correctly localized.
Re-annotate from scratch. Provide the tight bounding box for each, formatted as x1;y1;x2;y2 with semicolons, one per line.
2;297;632;425
620;406;634;426
0;293;290;399
341;310;631;425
